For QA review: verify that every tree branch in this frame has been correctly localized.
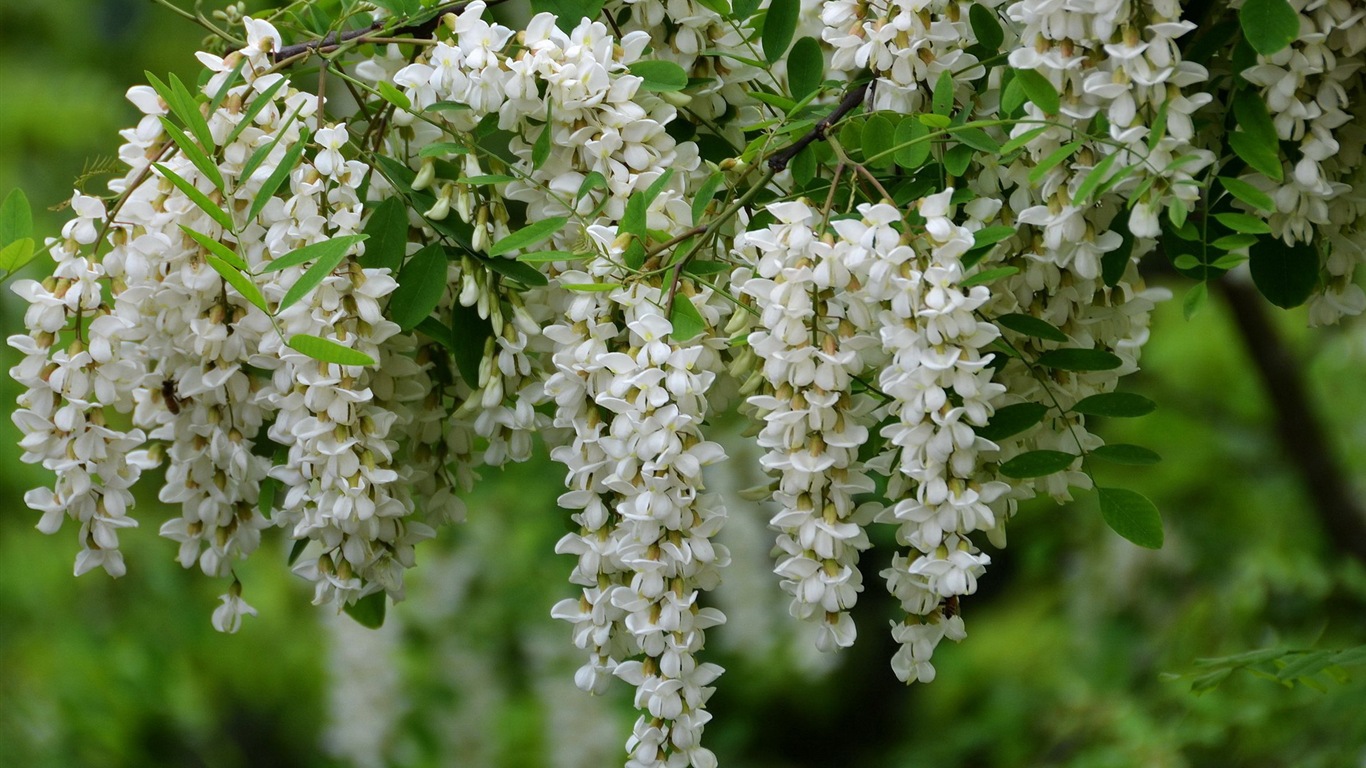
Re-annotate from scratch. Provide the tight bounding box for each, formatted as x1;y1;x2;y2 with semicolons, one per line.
767;81;870;173
1217;276;1366;564
269;0;495;62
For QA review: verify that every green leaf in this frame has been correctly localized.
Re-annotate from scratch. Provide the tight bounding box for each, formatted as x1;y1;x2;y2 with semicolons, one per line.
377;81;412;111
894;117;931;169
1240;0;1300;56
1073;152;1119;205
999;449;1078;478
248;130;310;224
224;77;289;148
1211;233;1260;251
1249;237;1318;308
1228;131;1284;182
1214;212;1273;234
960;266;1018;287
1000;75;1026;115
488;216;569;257
257;474;277;521
630;60;690;92
239;103;303;183
516;250;587;264
530;0;605;30
159;117;225;191
577;171;608;202
762;0;800;63
996;312;1068;342
670;298;706;341
457;174;517;186
1000;126;1048;154
1089;443;1162;465
919;113;952;129
970;226;1017;250
204;254;269;314
731;0;760;19
862;113;896;168
286;334;377;367
278;237;359;311
1013;68;1060;114
1183;281;1208;319
167;73;215;153
692;171;726;225
424;100;473;114
1276;651;1337;681
359;197;410;272
1097;487;1164;548
287;538;309;566
1036;348;1123;371
975;402;1048;442
480;254;550;287
1219;176;1276;211
944;144;974;177
450;302;491;383
1029;140;1083;184
953;127;999;153
562;282;620;292
207;57;246;114
969;3;1004;51
1147;100;1169;153
1102;214;1135;287
343;592;387;629
932;69;955;116
532;103;553;170
388;244;448;331
261;234;367;274
181;226;249;272
788;36;823;98
683;260;731;276
1072;392;1156;417
0;188;33;245
0;239;36;273
417;142;470;158
154;163;234;232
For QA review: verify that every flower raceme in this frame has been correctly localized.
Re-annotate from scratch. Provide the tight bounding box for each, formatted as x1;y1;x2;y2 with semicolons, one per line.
5;0;1362;765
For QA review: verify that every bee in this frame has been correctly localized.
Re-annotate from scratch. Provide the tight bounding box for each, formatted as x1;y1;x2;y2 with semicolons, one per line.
942;595;960;620
161;378;185;415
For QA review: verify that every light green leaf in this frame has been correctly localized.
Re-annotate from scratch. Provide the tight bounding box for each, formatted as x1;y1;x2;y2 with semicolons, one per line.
204;254;269;314
670;297;706;341
862;113;896;168
247;129;310;223
287;334;377;367
1097;487;1164;548
261;234;367;274
516;250;587;263
278;236;359;311
154;162;234;232
894;117;931;169
1183;280;1209;319
377;81;412;111
417;142;470;158
224;77;289;148
970;225;1017;250
1219;176;1276;211
1029;140;1083;184
629;60;690;92
960;266;1018;287
562;282;620;292
0;238;36;273
1214;212;1273;234
488;216;569;257
0;188;34;245
159;118;225;191
1000;126;1048;154
1073;152;1119;205
692;171;726;225
932;69;955;116
181;225;249;272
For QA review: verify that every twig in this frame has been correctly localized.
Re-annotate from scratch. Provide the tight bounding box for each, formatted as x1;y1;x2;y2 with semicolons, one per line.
268;0;512;62
767;81;870;173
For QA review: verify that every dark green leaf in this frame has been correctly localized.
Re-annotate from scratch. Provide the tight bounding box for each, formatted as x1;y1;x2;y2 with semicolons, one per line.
1240;0;1300;56
976;402;1048;442
154;163;234;232
1219;176;1276;211
287;538;309;566
1072;392;1156;417
532;103;553;170
1000;449;1078;478
450;302;491;383
388;244;448;331
944;144;974;177
239;103;303;183
1276;651;1337;680
1000;126;1048;154
343;592;387;629
788;36;823;98
488;216;569;257
862;113;896;168
1228;131;1284;182
630;60;690;92
996;312;1068;342
670;297;706;341
1073;152;1119;205
516;250;586;264
894;117;931;169
969;4;1004;51
457;174;517;186
168;73;215;153
1102;214;1134;287
1249;237;1318;308
683;260;731;276
530;0;606;30
1089;444;1162;465
762;0;799;63
731;0;760;19
481;255;550;287
1214;212;1272;234
1036;348;1123;371
286;334;377;367
953;127;999;153
359;197;410;272
1029;140;1083;184
1097;486;1164;548
960;266;1018;287
1013;68;1060;114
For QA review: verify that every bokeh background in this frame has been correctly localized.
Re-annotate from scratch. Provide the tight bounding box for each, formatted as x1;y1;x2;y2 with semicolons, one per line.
2;2;1365;766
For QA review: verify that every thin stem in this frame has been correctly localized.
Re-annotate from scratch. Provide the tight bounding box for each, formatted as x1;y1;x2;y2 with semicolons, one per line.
767;81;870;173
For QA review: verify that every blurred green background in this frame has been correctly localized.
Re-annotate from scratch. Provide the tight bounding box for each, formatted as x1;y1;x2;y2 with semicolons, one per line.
2;2;1365;766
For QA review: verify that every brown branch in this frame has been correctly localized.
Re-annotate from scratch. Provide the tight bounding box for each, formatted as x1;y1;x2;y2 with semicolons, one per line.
767;81;870;173
269;0;492;62
1217;276;1366;564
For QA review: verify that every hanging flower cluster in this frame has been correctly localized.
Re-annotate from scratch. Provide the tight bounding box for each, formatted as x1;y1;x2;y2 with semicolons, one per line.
3;0;1362;764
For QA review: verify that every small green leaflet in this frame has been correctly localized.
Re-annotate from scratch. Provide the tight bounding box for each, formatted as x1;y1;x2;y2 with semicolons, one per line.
919;113;952;129
287;334;376;367
862;113;896;167
670;297;706;341
1000;126;1049;154
1012;68;1060;115
158;118;225;192
533;102;553;170
1036;348;1123;371
945;144;974;177
207;57;246;115
457;174;517;186
239;103;303;183
287;538;309;566
1072;392;1156;417
488;216;568;257
248;128;310;223
996;313;1068;342
0;188;33;245
1249;237;1318;308
762;0;799;63
277;236;365;311
1028;140;1083;184
224;77;289;148
415;317;458;354
1214;212;1272;234
425;100;473;114
999;449;1077;478
181;225;249;272
0;239;36;274
204;254;269;314
1073;152;1119;205
894;117;931;169
629;60;689;92
968;3;1004;51
1239;0;1299;56
932;69;955;116
577;171;608;202
975;402;1048;442
692;172;726;225
960;266;1019;287
154;162;234;232
1097;487;1164;549
970;225;1016;251
359;197;410;272
377;81;412;111
417;142;471;158
516;250;586;264
787;36;823;98
1089;444;1161;465
261;234;367;274
1219;176;1275;211
389;244;447;331
562;282;620;292
481;255;550;287
343;592;387;629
